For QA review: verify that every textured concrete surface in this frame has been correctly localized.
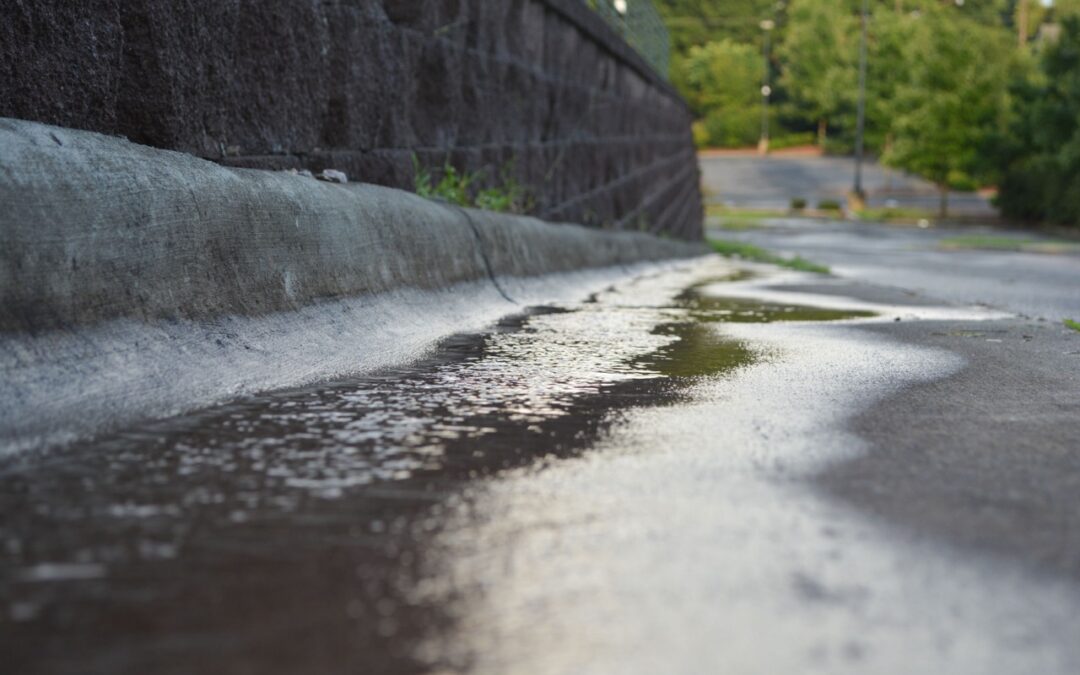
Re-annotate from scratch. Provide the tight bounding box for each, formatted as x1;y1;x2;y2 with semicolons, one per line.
0;119;703;452
0;0;701;238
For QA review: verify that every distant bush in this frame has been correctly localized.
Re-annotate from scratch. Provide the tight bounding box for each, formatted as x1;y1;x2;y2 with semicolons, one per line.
822;137;855;156
817;199;842;211
770;132;817;151
698;107;761;149
945;170;979;193
692;120;711;149
790;197;807;210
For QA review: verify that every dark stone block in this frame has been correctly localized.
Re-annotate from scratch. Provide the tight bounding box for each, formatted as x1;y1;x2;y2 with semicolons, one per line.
0;0;702;240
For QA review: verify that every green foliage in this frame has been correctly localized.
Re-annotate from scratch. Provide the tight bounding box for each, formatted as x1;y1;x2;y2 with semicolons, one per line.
883;6;1015;202
778;0;859;145
475;167;533;214
659;0;793;150
679;39;763;147
817;199;842;211
414;158;474;206
697;107;764;148
708;238;831;274
656;0;1080;227
937;234;1079;252
996;17;1080;227
790;197;807;210
1065;319;1080;333
769;132;817;150
857;206;936;222
413;156;532;215
938;235;1033;250
655;0;781;54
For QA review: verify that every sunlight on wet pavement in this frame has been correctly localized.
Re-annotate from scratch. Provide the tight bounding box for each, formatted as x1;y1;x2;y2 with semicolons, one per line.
4;256;1069;674
416;295;1080;675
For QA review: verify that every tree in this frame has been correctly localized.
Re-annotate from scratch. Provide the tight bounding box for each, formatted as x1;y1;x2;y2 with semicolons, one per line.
883;6;1015;216
778;0;860;147
777;1;918;153
654;0;783;54
657;0;788;149
679;39;764;147
996;16;1080;226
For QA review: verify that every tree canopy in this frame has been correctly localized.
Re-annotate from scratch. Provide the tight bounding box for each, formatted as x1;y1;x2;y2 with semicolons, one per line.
652;0;1079;225
996;16;1080;225
883;5;1017;212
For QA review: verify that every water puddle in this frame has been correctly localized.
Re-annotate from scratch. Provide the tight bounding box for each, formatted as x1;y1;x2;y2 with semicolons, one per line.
640;323;756;380
676;283;877;324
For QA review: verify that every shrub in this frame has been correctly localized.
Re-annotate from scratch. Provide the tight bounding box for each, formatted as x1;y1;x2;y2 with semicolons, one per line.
790;197;807;210
700;107;761;149
770;132;817;151
817;199;842;211
692;120;711;149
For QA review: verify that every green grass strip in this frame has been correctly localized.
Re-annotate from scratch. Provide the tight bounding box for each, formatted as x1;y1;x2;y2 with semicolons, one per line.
708;239;830;274
704;205;787;220
938;235;1032;251
857;207;937;222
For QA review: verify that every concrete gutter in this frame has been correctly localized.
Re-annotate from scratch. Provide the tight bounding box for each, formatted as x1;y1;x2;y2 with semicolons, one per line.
0;118;705;453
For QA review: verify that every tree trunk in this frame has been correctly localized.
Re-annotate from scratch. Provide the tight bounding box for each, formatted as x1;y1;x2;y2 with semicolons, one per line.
817;119;828;148
939;185;949;219
1018;0;1030;47
884;134;894;190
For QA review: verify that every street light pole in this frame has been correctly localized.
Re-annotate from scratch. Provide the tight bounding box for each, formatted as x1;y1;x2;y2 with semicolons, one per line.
853;0;869;199
759;19;775;155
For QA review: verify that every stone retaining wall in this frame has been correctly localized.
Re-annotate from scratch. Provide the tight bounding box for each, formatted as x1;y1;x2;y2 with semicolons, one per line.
0;0;702;239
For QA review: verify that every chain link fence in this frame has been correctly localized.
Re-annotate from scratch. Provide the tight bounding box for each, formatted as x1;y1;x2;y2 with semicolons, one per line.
584;0;671;79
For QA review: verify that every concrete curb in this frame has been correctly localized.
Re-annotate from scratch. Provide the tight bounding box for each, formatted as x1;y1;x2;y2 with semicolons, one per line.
0;119;706;453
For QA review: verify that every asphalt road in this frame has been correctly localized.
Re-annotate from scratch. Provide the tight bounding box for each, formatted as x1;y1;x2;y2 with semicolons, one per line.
700;152;997;215
708;215;1080;579
4;216;1080;672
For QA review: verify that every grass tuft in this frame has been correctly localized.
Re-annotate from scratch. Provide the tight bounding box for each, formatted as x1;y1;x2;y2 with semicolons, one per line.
708;239;830;274
1065;319;1080;333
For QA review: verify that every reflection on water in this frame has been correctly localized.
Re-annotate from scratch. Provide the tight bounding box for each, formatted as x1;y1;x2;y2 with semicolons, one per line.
677;284;877;324
642;323;756;380
0;263;875;674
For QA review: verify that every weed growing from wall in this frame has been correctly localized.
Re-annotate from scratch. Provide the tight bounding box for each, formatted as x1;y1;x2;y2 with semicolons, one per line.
413;155;533;215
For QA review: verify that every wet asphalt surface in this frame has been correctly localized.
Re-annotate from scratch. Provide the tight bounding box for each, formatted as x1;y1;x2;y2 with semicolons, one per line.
713;217;1080;583
699;153;996;215
3;218;1080;673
